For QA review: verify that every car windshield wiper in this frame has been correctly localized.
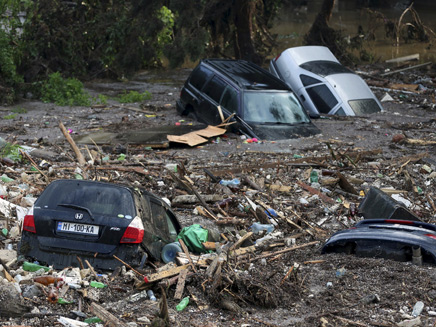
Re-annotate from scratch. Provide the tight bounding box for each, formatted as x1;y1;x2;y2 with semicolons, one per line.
58;203;95;220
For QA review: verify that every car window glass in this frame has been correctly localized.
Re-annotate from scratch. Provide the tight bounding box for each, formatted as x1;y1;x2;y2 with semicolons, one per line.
348;99;382;115
203;76;226;103
166;214;178;241
306;85;338;114
150;200;170;240
335;107;346;116
243;91;310;123
190;65;213;90
300;74;322;87
37;182;135;217
300;61;353;77
220;85;239;113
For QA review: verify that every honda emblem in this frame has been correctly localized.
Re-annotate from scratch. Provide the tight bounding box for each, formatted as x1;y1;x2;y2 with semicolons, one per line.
75;213;84;220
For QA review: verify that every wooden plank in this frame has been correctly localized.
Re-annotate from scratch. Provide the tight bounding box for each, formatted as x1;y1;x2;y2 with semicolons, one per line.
174;268;189;300
229;232;253;251
385;53;419;63
229;245;256;257
252;241;319;261
178;239;198;273
145;264;190;283
90;302;129;327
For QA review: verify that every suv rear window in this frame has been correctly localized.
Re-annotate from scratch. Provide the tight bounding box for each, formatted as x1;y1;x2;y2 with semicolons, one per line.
36;181;136;217
189;65;213;90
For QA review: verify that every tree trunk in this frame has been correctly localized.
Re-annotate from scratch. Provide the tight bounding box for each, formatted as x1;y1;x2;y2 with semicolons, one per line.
304;0;336;45
234;0;262;64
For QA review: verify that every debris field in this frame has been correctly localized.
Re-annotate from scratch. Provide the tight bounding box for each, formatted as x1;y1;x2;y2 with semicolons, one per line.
0;63;436;326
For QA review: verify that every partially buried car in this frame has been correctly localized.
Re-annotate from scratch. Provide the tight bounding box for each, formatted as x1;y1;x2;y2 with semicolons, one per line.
176;58;320;140
322;219;436;264
19;179;181;270
269;46;383;118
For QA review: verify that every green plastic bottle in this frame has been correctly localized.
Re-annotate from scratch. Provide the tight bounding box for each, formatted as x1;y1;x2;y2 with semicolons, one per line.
90;281;106;288
176;296;190;312
84;317;103;323
22;261;50;272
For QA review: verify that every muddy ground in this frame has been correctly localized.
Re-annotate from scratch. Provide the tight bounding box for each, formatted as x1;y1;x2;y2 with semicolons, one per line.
0;62;436;327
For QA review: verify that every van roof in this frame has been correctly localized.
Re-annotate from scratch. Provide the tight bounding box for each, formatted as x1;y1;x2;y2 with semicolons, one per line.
203;59;290;90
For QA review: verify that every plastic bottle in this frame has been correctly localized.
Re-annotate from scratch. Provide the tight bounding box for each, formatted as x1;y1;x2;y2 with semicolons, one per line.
33;276;63;286
219;178;240;187
250;222;274;234
176;296;190;311
90;281;106;288
147;290;157;301
310;170;318;183
161;242;182;263
23;261;50;272
34;276;63;286
412;301;424;317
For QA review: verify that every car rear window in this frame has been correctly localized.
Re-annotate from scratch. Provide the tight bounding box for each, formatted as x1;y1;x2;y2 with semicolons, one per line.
300;74;322;86
189;65;213;90
300;61;353;77
306;85;338;114
348;99;382;115
243;91;309;124
36;181;136;217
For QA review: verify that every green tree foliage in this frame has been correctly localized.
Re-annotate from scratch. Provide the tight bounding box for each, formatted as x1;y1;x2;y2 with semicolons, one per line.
18;0;176;81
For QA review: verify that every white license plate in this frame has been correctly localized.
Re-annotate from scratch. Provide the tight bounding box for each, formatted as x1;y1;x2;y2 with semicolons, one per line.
57;221;99;235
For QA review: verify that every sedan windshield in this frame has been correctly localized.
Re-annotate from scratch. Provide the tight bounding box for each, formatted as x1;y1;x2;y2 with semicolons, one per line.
243;91;310;124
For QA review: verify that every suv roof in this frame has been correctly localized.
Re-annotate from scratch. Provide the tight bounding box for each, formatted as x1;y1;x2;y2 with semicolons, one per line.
203;59;290;90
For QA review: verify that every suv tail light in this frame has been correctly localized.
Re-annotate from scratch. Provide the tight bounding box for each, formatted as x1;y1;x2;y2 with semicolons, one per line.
23;207;36;233
120;216;144;243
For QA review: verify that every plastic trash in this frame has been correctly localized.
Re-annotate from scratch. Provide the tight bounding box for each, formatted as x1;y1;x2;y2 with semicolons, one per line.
1;174;14;183
219;178;240;187
147;290;157;301
250;222;274;234
90;281;106;288
23;261;50;272
336;267;346;278
310;170;318;183
34;276;63;286
176;296;190;311
412;301;424;317
161;242;182;263
84;317;103;324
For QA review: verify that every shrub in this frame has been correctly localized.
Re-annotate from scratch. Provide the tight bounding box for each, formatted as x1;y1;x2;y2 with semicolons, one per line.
41;72;91;106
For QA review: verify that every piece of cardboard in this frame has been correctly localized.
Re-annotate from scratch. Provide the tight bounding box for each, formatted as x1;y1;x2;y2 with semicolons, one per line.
167;125;226;147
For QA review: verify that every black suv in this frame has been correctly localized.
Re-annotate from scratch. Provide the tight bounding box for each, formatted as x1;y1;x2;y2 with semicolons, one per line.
176;59;320;140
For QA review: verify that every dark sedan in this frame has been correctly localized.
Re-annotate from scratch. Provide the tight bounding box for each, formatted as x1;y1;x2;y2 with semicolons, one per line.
322;219;436;264
19;179;181;270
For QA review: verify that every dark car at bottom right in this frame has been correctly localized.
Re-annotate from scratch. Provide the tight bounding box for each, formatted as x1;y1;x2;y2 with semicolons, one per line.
322;219;436;264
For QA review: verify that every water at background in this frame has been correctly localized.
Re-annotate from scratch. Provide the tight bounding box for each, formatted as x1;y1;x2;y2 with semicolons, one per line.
270;0;436;64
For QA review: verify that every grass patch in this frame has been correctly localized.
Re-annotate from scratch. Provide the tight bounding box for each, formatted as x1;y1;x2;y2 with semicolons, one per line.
117;90;151;103
3;113;17;119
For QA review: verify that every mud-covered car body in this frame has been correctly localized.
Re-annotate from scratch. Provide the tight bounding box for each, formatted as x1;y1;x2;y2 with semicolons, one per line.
19;179;181;270
322;219;436;264
269;46;383;118
176;58;320;140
